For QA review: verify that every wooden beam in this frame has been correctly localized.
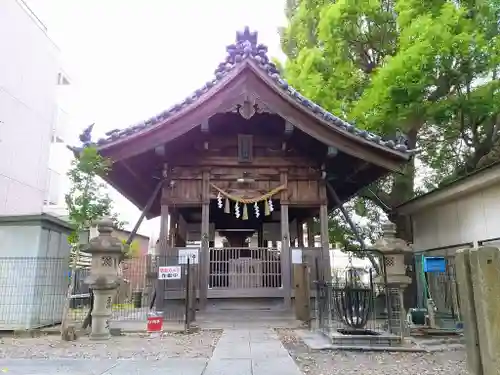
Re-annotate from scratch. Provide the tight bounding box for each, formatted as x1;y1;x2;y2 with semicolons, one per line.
326;180;366;249
125;179;164;245
167;156;314;168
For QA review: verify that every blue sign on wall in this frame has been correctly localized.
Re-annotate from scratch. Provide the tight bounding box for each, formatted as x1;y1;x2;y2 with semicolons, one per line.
423;256;446;273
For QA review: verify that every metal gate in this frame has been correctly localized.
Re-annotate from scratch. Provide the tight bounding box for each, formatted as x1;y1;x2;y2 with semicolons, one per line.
208;247;282;298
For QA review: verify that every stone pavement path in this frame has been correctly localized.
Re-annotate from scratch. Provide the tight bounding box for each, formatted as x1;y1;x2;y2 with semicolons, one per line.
0;358;208;374
203;328;303;375
1;329;302;375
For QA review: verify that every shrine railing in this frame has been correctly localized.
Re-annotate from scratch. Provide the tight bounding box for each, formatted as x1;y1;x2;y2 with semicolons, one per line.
208;247;282;292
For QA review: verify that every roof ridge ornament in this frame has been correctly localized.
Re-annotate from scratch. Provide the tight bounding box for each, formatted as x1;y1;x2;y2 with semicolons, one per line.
236;26;258;46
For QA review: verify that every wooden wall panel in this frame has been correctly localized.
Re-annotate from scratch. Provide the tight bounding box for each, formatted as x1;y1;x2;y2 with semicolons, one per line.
286;180;321;205
163;180;202;204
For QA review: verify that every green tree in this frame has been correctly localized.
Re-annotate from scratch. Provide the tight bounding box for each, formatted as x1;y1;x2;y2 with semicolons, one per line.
122;239;141;258
280;0;500;245
61;145;122;339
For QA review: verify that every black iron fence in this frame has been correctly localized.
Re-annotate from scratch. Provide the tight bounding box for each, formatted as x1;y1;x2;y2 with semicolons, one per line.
0;254;197;331
311;251;404;344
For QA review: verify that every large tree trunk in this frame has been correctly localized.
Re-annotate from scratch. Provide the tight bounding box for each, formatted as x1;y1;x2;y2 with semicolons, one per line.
387;127;418;309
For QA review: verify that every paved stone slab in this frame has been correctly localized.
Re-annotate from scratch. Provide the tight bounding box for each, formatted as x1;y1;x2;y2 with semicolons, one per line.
107;359;208;375
296;328;335;349
252;357;303;375
211;346;251;359
0;359;116;375
250;341;288;359
219;329;250;342
203;358;252;375
0;359;209;375
249;330;279;342
205;328;302;375
210;330;252;359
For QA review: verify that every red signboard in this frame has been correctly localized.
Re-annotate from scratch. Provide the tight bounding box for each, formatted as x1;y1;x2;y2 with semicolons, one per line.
147;315;163;332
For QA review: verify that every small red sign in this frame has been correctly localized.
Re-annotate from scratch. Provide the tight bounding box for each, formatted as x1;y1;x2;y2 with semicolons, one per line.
147;316;163;332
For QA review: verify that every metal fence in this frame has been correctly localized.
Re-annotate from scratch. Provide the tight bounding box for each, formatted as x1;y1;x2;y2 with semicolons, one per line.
312;251;404;344
0;254;197;331
416;253;462;328
0;257;68;331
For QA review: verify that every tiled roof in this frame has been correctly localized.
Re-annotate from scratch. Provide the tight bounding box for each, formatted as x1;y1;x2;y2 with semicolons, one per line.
95;27;410;154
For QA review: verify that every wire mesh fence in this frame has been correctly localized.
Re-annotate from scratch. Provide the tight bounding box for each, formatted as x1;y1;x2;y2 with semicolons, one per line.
0;254;197;331
0;257;69;330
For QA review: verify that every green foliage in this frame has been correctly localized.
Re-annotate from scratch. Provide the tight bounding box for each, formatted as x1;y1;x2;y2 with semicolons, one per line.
280;0;500;246
65;146;117;245
122;239;141;259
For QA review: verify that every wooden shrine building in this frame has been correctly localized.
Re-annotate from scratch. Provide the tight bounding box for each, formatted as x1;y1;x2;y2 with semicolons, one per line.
93;27;412;310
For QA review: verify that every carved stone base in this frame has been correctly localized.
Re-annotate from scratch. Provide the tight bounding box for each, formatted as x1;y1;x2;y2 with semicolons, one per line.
89;288;116;341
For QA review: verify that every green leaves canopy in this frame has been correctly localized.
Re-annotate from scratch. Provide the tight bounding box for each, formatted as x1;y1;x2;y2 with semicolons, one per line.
65;146;117;245
280;0;500;245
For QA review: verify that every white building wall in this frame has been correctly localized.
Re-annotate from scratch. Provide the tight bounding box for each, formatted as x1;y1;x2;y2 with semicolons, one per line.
0;0;62;215
411;182;500;251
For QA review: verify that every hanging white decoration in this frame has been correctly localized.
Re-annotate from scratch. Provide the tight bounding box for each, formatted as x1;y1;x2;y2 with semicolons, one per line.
254;202;260;218
235;202;241;218
217;192;223;209
268;198;274;212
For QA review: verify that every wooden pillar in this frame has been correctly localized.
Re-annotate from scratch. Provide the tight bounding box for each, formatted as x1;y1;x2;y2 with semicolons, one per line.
169;210;178;248
297;220;304;247
258;224;264;248
176;213;187;247
306;218;315;247
280;170;291;309
199;169;210;310
319;203;331;282
156;203;169;311
294;264;310;322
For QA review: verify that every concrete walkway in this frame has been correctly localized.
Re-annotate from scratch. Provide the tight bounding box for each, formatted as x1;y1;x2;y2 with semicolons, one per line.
1;329;302;375
204;328;303;375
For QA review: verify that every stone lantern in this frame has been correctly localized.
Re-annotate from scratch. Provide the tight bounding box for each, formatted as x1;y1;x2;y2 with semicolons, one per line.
370;220;412;335
84;218;124;340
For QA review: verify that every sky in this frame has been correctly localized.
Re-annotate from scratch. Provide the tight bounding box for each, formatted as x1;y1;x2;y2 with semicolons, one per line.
26;0;287;239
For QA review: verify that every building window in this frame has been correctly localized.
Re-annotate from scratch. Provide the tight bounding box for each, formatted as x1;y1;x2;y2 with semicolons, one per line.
238;135;253;163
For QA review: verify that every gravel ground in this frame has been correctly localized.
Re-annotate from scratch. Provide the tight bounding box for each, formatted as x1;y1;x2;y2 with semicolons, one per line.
0;330;222;360
277;329;470;375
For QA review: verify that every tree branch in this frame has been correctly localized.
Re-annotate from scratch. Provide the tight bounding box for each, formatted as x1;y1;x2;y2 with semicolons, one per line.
358;187;392;213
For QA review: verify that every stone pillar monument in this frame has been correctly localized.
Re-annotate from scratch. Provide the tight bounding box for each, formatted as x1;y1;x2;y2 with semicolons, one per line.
370;221;412;336
85;219;124;340
455;246;500;375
